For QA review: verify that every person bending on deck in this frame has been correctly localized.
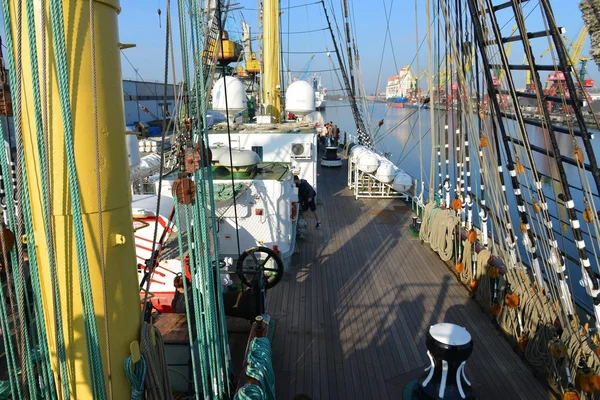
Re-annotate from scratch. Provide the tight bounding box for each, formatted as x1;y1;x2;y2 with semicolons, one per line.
294;175;321;229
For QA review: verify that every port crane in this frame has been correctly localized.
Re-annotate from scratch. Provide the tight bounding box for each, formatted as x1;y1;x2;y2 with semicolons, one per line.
540;26;593;102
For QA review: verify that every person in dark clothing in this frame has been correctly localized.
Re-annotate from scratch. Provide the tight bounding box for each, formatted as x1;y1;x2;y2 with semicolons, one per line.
333;124;340;146
293;175;321;228
171;275;191;313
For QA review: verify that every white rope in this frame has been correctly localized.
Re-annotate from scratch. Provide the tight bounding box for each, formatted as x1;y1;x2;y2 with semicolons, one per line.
139;322;173;400
419;201;438;243
429;208;459;261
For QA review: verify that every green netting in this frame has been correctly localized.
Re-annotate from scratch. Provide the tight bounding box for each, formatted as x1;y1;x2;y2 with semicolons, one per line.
213;183;244;201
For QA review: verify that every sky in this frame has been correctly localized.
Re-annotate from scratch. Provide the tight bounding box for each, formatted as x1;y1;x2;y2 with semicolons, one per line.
116;0;599;94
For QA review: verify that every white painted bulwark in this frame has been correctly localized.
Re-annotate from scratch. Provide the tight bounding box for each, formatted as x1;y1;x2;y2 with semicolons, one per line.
286;80;316;116
429;323;471;346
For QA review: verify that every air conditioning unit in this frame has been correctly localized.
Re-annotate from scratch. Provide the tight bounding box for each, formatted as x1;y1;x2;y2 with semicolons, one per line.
290;142;312;159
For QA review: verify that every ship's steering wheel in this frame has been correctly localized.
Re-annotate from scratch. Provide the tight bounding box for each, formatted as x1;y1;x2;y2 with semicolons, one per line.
236;246;284;289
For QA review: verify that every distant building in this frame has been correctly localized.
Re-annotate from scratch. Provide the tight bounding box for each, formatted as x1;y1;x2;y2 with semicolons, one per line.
123;79;180;125
386;67;413;100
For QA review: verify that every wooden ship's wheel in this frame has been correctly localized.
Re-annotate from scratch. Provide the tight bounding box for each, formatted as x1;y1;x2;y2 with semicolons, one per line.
236;246;284;290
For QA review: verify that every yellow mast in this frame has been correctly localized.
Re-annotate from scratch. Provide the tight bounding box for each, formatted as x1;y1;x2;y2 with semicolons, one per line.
9;0;140;398
262;0;281;122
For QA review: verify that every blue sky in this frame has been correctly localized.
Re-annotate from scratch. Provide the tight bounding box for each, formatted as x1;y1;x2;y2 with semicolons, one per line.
118;0;598;94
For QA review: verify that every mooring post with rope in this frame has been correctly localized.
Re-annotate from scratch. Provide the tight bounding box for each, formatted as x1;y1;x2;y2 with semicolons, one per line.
8;0;141;398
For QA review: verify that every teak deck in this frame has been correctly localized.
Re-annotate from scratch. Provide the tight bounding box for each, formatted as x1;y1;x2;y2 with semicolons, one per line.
266;155;554;399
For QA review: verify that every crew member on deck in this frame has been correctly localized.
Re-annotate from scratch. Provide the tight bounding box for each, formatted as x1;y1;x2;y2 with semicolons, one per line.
171;275;191;313
294;175;321;229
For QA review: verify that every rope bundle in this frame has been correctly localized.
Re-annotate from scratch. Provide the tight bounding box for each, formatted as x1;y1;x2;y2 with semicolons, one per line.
124;354;147;400
139;322;173;400
459;239;475;285
418;202;438;243
428;208;459;261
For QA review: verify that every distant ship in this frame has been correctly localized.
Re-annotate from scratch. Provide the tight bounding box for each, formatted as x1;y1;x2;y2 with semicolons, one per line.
311;74;327;110
386;66;412;108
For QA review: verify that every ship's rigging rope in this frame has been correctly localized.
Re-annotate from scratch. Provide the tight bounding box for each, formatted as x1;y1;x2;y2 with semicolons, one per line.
48;0;110;395
0;12;26;399
170;0;233;397
419;204;459;262
139;321;171;400
0;0;118;397
12;1;41;395
419;0;600;396
138;0;174;323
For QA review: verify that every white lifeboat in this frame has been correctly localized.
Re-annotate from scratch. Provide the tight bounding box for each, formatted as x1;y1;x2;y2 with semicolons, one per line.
375;163;397;183
392;171;412;193
349;145;364;160
351;146;379;173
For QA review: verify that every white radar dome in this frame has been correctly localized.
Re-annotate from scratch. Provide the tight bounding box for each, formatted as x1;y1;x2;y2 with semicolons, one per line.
212;76;247;115
286;80;316;116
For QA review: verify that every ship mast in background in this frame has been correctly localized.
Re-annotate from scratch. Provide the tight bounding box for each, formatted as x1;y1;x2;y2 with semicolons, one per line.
261;0;281;122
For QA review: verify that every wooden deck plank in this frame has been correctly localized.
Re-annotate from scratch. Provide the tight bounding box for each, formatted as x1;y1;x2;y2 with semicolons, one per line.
384;239;518;400
343;210;392;400
333;188;359;400
386;220;538;399
269;154;551;399
326;188;357;400
397;235;548;399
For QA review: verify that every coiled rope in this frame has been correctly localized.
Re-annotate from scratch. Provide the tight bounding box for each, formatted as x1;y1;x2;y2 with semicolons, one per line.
428;208;459;261
418;202;437;243
459;239;474;285
139;321;172;400
123;355;147;400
